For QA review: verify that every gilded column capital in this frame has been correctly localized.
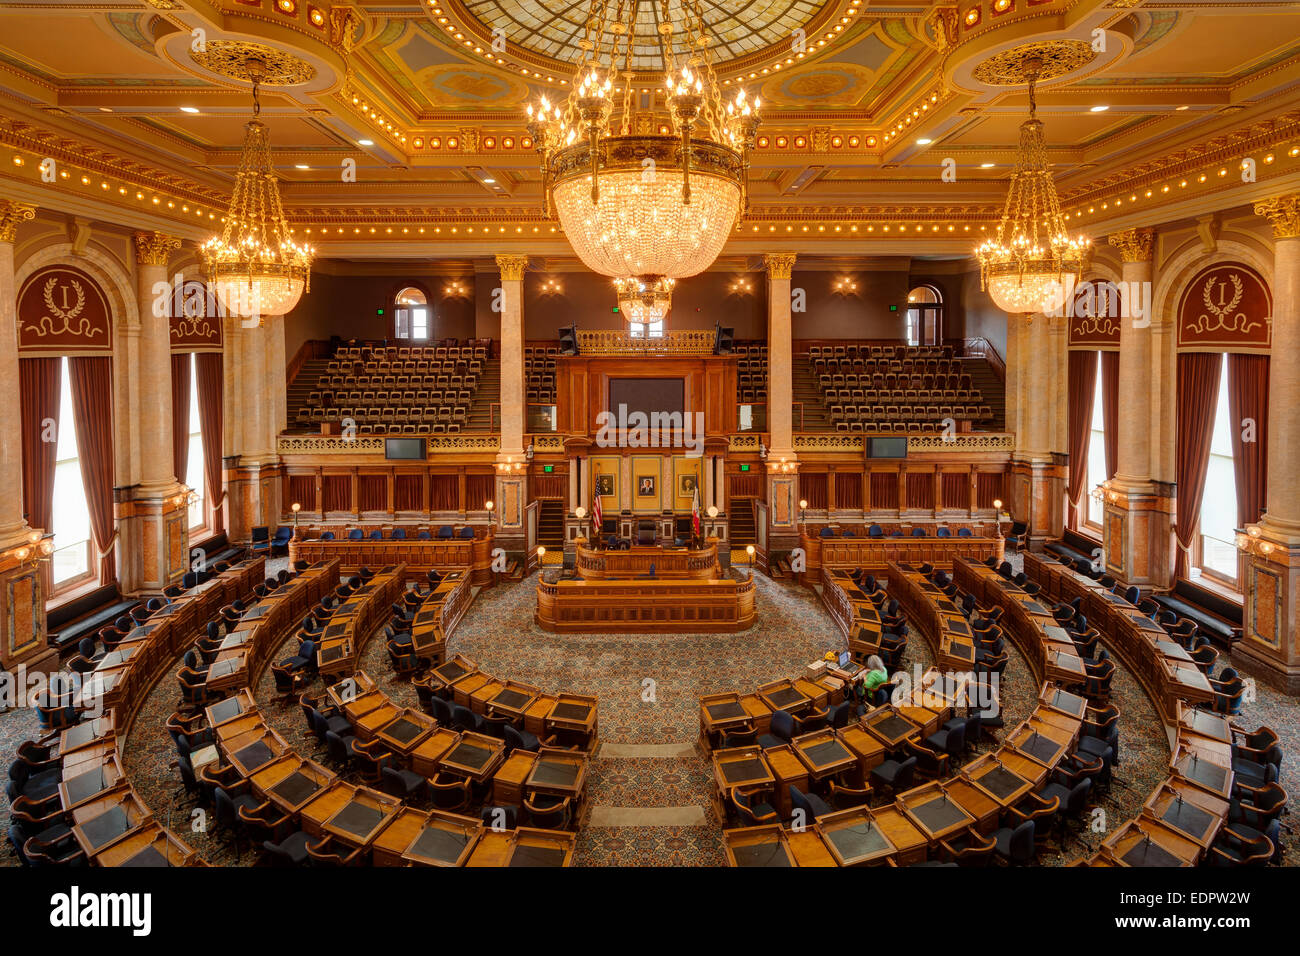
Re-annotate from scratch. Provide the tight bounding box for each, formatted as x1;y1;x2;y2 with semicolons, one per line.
0;200;36;244
1107;228;1154;263
1254;194;1300;239
495;254;529;282
133;230;181;267
763;252;797;280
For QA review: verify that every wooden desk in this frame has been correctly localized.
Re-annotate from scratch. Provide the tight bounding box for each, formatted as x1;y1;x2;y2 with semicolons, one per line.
1143;781;1229;849
437;732;506;783
402;811;483;867
320;786;402;849
325;671;377;710
817;807;896;866
536;573;757;632
756;679;810;715
205;690;256;730
792;729;857;784
763;745;809;819
491;750;537;806
1102;817;1201;867
411;728;461;778
483;680;541;722
59;754;124;810
871;803;928;865
862;707;921;750
91;823;197;867
70;785;151;857
944;776;1001;835
711;747;773;818
963;754;1035;811
525;748;588;806
373;709;437;757
574;542;721;580
250;755;336;814
899;782;977;844
723;824;795;867
499;827;575;867
543;693;599;748
838;723;887;784
786;828;839;867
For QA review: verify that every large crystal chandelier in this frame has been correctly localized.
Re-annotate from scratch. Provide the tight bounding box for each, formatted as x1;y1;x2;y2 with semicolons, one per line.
615;275;675;328
202;56;313;321
976;56;1089;316
527;0;760;289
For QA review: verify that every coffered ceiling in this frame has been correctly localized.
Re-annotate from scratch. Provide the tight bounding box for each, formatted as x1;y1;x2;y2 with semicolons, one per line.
1;0;1299;259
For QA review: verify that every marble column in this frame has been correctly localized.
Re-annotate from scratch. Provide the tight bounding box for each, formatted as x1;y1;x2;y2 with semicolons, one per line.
114;232;188;594
763;252;796;461
495;254;527;460
1008;313;1065;547
133;231;182;494
1239;195;1300;691
1098;228;1171;588
0;200;35;545
493;254;529;555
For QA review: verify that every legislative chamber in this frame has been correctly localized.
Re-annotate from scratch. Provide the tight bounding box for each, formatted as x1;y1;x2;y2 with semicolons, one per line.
0;0;1295;921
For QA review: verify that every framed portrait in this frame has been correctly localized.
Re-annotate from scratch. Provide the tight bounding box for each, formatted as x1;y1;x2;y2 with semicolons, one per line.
637;475;656;497
595;474;614;497
679;474;698;497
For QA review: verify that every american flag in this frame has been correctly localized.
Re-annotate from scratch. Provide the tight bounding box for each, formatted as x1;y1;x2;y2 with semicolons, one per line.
593;490;602;538
691;485;701;538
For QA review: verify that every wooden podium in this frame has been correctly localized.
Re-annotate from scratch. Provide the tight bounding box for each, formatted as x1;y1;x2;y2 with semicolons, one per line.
573;542;720;580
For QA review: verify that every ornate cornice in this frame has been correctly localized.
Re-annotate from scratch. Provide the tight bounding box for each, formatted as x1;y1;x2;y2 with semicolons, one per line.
1108;228;1155;263
495;254;529;281
133;230;181;266
1254;194;1300;239
764;252;797;280
0;199;36;244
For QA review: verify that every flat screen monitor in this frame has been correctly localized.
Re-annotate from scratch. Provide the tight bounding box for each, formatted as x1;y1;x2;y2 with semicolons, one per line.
385;438;427;460
868;437;908;459
608;378;685;420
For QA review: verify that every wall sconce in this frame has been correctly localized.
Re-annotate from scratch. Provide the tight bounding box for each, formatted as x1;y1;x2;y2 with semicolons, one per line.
728;277;754;295
444;280;469;297
1090;480;1119;504
538;277;563;295
496;457;525;474
768;456;795;474
1236;524;1275;558
832;277;858;294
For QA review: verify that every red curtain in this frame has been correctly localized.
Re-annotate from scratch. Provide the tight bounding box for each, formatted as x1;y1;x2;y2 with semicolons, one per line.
68;357;116;583
19;358;61;533
465;474;494;511
1100;350;1120;481
1174;352;1223;578
170;353;190;486
1227;353;1269;528
801;473;828;510
1066;350;1098;528
195;352;225;524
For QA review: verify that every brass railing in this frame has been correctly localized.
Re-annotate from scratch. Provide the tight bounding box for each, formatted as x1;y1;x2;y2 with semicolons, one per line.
575;328;716;355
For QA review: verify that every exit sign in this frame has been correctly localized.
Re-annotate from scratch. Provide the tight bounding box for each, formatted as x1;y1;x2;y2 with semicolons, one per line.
739;464;750;472
543;465;554;473
889;304;898;312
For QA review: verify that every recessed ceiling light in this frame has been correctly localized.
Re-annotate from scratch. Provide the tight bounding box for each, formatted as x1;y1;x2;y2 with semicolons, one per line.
295;164;309;170
358;139;374;146
180;106;199;114
1089;105;1109;112
980;162;995;168
1176;105;1190;111
483;177;495;183
916;137;932;145
98;107;113;113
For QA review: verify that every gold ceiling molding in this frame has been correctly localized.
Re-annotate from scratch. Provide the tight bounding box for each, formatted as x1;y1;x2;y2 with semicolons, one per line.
1254;194;1300;239
191;41;318;86
971;40;1096;86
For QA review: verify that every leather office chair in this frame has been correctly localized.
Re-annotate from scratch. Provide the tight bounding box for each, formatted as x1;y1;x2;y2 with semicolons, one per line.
870;755;918;798
730;786;778;826
524;793;572;829
429;772;470;812
788;785;833;824
991;819;1036;865
757;710;795;749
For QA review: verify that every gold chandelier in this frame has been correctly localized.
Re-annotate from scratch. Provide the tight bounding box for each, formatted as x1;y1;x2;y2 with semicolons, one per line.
527;0;760;290
976;55;1089;316
615;275;675;329
202;57;313;321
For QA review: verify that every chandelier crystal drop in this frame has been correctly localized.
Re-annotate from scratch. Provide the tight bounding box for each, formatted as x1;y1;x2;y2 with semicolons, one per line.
202;57;313;321
527;0;760;298
976;56;1089;316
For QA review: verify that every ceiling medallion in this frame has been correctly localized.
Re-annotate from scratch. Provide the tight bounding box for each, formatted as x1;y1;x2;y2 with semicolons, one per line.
971;39;1095;86
192;40;317;86
527;0;760;310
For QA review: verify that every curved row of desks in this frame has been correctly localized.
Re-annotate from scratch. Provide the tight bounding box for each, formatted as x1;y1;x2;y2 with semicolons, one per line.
715;680;1085;866
47;558;267;866
886;563;978;671
288;528;495;586
798;530;1000;585
1020;552;1235;867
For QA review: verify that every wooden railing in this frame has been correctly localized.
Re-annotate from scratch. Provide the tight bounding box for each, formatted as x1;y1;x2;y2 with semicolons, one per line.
953;336;1006;382
575;328;716;355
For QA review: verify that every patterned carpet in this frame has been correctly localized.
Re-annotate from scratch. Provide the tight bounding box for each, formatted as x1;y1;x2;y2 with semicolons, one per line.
1;555;1297;868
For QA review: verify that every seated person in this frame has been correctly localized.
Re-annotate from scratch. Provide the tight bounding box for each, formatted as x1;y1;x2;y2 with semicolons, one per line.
851;655;890;703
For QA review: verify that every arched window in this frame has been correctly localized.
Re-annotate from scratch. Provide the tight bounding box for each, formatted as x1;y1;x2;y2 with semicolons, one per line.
905;285;943;346
393;286;429;340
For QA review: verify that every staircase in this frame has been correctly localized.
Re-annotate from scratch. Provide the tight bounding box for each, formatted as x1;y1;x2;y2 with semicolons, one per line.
465;358;500;431
728;498;756;547
791;354;831;430
286;354;334;432
537;499;565;549
959;356;1006;431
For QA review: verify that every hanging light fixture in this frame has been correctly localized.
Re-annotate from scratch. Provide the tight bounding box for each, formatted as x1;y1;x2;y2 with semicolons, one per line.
202;56;313;321
614;275;675;332
976;55;1089;316
527;0;760;295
